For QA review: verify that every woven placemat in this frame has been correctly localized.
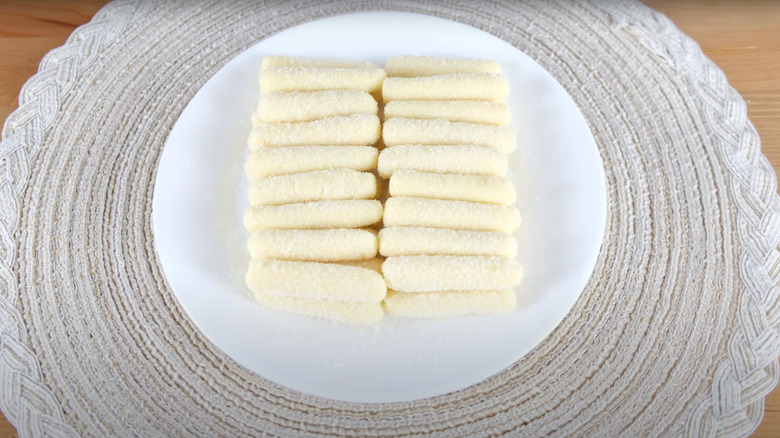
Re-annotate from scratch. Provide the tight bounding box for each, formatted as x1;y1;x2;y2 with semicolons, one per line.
1;0;779;436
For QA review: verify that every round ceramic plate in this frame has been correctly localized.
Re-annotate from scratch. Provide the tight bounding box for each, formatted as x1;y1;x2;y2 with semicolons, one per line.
152;11;606;403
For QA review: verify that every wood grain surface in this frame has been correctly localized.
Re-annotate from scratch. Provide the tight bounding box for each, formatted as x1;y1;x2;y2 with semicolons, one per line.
0;1;777;436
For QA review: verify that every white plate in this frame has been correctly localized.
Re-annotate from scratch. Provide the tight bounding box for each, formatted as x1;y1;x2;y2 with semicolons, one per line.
152;11;606;403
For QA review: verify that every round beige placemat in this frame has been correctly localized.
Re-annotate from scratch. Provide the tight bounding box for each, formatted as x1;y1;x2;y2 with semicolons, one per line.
1;0;779;436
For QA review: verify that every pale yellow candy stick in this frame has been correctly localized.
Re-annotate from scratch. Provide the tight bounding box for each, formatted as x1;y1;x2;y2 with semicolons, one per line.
248;169;376;206
261;56;377;70
246;259;387;302
254;293;384;324
382;255;523;292
260;67;386;93
382;73;509;101
244;200;382;231
248;229;378;261
385;56;501;77
382;289;516;318
389;170;516;205
253;90;377;124
244;146;377;180
383;100;511;125
383;197;521;233
248;114;380;149
377;145;507;178
379;227;517;258
383;118;516;153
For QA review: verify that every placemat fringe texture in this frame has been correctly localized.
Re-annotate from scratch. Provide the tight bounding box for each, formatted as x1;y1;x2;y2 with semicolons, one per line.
0;0;778;436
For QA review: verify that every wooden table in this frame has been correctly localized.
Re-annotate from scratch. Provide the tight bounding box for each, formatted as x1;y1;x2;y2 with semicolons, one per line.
0;1;777;436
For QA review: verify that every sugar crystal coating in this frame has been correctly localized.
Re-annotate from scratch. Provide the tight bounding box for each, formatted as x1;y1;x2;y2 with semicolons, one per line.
248;114;380;148
383;117;516;153
248;228;378;261
382;255;523;292
260;66;386;93
377;145;508;178
385;55;502;77
389;170;516;205
245;146;378;180
253;90;377;124
383;100;511;125
382;73;509;102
